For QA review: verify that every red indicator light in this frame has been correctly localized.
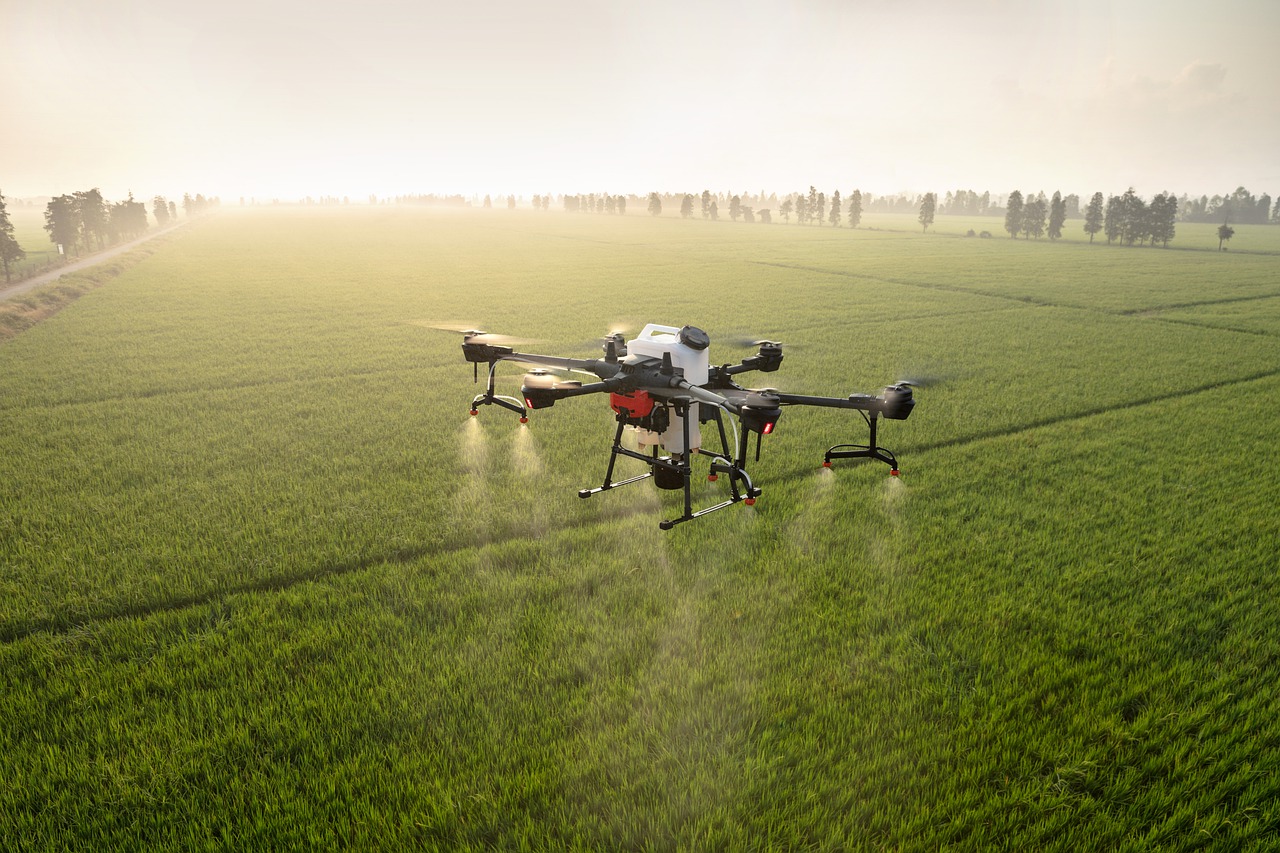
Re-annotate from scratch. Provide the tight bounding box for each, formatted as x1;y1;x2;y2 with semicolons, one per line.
762;422;774;435
524;398;534;409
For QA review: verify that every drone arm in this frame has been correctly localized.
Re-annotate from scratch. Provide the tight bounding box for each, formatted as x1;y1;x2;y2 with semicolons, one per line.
503;353;620;379
773;386;915;420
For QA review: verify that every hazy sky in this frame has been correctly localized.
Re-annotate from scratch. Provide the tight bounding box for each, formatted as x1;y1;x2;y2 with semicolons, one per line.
3;0;1277;201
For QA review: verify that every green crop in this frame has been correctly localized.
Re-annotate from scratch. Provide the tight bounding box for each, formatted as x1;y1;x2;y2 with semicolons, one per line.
2;207;1278;849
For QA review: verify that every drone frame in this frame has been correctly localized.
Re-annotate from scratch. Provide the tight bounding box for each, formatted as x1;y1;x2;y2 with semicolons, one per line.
458;328;915;528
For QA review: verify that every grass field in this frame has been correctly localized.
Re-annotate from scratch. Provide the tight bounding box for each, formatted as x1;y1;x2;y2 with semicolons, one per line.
2;207;1279;849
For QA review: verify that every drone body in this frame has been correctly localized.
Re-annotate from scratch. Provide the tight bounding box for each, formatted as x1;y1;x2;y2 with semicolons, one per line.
456;323;916;529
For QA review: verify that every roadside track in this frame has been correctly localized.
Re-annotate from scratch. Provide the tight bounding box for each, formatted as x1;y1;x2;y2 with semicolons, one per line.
0;220;187;302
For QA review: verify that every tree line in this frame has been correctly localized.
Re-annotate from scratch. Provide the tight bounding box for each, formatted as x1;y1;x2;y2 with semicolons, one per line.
0;188;219;284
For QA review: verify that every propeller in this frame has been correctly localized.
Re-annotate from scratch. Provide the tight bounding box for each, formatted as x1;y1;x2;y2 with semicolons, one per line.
417;322;540;347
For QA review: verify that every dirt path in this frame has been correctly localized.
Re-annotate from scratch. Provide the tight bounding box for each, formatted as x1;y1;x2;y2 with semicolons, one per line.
0;220;187;302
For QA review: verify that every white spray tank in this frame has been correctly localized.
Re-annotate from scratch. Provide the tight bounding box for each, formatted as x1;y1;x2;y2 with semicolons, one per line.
626;324;711;455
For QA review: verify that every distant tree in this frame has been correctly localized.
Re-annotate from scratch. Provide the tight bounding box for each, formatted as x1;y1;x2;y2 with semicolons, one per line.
709;200;718;221
153;196;170;227
1083;192;1104;242
1149;192;1177;247
729;195;742;221
816;192;826;225
74;188;108;250
759;208;772;224
647;192;662;217
796;195;809;225
847;189;862;228
617;196;627;215
829;190;841;227
44;194;80;257
1004;190;1024;238
1047;191;1066;240
918;192;936;232
680;194;694;219
807;186;818;224
1063;193;1080;219
0;190;26;282
1119;187;1145;245
1218;222;1235;251
183;192;193;217
701;190;711;219
779;197;793;224
1022;195;1046;239
742;206;755;224
508;195;516;210
1103;195;1122;244
1273;195;1280;223
483;194;492;208
168;200;177;221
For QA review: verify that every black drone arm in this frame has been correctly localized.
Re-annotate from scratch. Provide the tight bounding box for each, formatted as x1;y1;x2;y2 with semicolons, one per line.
521;375;632;409
772;385;915;420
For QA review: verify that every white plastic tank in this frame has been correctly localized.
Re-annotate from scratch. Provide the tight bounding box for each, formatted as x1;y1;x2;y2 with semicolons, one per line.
626;324;710;385
626;324;711;456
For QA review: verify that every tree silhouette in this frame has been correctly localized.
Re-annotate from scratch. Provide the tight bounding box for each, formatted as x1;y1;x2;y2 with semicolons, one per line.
701;190;711;219
1218;222;1235;251
918;192;936;232
680;194;694;219
1048;191;1066;240
74;188;108;251
1027;196;1048;239
647;193;662;217
0;190;26;282
847;190;862;228
1103;195;1122;244
153;196;170;227
779;198;793;224
44;195;80;257
709;200;718;221
829;190;841;227
1004;191;1024;238
729;195;742;221
816;192;826;225
1083;192;1104;243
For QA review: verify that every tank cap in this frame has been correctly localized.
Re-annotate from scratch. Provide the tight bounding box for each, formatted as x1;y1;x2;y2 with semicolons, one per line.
678;326;710;351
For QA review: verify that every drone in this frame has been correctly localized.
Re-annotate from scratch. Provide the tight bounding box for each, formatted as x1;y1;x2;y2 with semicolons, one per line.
452;323;917;529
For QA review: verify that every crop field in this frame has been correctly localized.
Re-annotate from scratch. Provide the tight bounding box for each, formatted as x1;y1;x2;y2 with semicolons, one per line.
2;207;1280;849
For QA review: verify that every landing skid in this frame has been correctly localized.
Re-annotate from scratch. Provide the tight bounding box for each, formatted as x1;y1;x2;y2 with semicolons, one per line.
578;399;760;529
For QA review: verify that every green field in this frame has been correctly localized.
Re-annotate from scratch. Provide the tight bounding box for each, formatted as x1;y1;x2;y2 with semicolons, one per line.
2;207;1279;849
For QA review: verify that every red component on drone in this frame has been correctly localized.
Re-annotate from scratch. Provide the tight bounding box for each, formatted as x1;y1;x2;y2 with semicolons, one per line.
610;389;655;418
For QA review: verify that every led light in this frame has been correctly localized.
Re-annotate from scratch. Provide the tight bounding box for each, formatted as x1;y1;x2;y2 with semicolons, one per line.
524;398;534;409
762;422;775;435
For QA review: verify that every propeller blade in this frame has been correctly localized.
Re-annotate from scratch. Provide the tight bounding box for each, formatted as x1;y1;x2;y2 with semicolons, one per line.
413;322;540;346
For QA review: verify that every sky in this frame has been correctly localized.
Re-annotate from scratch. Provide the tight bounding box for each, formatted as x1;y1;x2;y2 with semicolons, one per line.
2;0;1278;202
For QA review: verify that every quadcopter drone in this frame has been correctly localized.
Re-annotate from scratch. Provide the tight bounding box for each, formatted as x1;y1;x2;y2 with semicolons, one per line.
453;323;916;529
